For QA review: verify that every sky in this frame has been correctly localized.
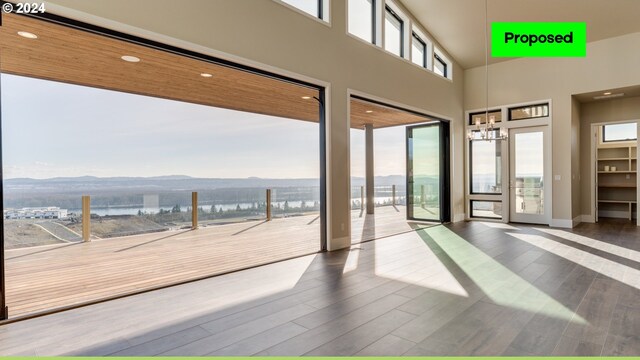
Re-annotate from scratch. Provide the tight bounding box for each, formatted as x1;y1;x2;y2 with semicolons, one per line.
1;74;321;179
1;74;407;180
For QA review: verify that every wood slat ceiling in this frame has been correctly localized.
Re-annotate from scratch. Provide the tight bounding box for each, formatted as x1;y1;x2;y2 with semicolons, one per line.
0;14;319;123
350;97;435;129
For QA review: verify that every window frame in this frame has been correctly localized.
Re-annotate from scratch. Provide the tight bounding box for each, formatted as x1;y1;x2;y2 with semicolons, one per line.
384;4;404;57
347;0;377;44
411;31;427;68
434;53;447;78
602;122;638;143
468;129;503;196
508;103;550;121
470;200;503;219
276;0;331;24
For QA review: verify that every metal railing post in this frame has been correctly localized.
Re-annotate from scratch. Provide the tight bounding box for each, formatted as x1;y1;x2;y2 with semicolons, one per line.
420;185;426;209
192;191;198;230
266;189;272;221
360;186;364;211
392;185;396;206
82;195;91;242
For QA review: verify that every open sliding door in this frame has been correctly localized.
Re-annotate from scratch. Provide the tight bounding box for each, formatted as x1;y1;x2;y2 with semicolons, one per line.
406;122;450;222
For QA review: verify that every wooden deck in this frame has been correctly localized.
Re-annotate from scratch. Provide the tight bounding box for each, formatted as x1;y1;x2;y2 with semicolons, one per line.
5;206;416;318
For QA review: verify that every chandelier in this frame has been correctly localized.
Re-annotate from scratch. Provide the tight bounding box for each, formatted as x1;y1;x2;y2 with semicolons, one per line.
468;114;508;141
467;0;507;143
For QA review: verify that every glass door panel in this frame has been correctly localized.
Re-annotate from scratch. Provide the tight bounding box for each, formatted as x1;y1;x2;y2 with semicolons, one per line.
407;123;442;221
509;126;550;224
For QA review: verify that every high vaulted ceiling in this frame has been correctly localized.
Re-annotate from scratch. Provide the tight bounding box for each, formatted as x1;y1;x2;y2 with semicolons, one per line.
401;0;640;69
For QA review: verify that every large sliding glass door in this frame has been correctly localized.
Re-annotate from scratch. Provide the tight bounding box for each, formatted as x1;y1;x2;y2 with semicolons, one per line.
406;122;450;222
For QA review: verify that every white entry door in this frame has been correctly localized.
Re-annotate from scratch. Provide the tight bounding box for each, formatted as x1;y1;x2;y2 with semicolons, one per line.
509;126;551;224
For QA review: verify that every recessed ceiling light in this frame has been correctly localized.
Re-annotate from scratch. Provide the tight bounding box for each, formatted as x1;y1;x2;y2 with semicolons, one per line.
593;93;624;100
200;73;213;78
366;110;374;113
121;55;141;63
603;92;612;95
17;31;38;39
301;96;312;100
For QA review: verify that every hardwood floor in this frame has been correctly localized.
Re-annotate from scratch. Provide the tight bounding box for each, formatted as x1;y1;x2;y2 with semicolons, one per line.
0;218;638;356
4;206;411;317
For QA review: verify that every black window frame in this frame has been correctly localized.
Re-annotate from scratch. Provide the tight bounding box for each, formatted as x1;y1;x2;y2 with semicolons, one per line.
468;130;503;195
411;32;427;68
468;109;502;126
508;103;549;121
470;200;503;220
434;53;447;78
602;123;638;143
0;10;328;321
280;0;325;20
347;0;376;44
384;5;404;57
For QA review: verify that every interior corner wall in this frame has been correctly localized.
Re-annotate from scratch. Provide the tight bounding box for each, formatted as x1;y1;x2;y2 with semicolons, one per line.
579;95;640;217
571;97;581;222
464;32;640;225
43;0;465;251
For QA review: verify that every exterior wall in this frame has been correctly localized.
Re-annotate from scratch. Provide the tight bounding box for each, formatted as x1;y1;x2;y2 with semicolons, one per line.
464;32;640;225
44;0;465;250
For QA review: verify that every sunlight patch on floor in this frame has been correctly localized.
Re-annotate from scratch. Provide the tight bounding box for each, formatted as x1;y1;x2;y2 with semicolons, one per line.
342;246;361;274
479;222;521;230
508;232;640;291
422;226;586;324
374;231;469;297
535;228;640;263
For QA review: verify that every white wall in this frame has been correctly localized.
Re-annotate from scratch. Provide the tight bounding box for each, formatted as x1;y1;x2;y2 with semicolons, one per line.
44;0;465;250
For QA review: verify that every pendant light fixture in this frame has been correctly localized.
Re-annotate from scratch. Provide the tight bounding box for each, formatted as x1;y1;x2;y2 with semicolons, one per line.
467;0;507;142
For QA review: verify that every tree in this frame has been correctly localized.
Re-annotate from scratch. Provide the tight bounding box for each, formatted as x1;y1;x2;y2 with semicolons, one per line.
171;204;181;213
284;200;290;211
137;209;143;216
210;205;216;214
301;201;306;210
236;204;241;212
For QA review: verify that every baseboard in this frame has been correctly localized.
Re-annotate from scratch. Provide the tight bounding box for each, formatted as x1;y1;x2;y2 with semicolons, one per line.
327;236;351;251
572;216;582;227
550;218;574;228
580;214;596;223
453;213;466;223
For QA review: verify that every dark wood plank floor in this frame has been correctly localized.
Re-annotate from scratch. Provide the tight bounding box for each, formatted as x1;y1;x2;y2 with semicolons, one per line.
0;218;638;356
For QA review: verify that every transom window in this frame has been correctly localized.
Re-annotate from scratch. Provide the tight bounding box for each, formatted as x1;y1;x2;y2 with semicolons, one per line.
509;103;549;121
384;5;403;57
603;122;638;142
434;53;447;77
411;32;426;67
348;0;375;43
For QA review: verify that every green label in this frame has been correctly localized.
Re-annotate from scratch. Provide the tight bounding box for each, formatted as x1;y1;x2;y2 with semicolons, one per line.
492;22;586;57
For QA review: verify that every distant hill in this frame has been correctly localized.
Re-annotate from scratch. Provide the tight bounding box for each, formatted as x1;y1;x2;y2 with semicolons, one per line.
4;175;407;194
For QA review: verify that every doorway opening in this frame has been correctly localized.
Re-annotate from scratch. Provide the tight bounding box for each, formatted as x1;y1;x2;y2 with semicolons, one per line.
349;95;450;244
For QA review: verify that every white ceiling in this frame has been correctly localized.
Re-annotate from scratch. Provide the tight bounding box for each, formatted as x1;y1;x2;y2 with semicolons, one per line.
400;0;640;69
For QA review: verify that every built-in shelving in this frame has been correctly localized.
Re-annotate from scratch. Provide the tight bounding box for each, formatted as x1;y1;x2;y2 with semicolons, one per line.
597;144;637;220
